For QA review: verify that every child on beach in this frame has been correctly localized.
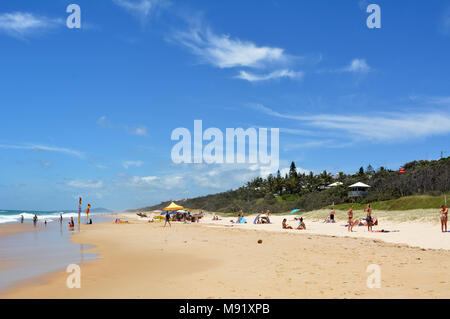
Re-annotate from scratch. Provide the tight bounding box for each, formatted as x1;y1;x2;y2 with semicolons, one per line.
440;205;448;232
297;217;306;230
33;214;38;227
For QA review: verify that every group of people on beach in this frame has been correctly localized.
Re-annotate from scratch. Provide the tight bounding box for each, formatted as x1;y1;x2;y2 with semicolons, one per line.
19;213;79;230
282;217;306;230
346;205;379;232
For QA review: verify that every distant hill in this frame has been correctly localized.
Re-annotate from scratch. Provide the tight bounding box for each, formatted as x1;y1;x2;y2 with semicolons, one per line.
136;157;450;214
61;207;113;213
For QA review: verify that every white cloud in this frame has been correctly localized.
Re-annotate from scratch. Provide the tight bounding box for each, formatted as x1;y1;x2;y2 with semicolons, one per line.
0;12;62;38
236;69;303;82
252;104;450;142
171;24;289;69
128;126;148;136
342;58;371;73
123;160;143;169
113;0;167;22
0;143;84;158
67;180;104;189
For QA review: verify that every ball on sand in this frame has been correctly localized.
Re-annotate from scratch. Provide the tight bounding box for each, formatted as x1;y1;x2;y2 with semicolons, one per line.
257;239;263;244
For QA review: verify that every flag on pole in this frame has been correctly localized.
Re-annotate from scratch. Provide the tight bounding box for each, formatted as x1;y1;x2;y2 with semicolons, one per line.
78;197;82;225
86;204;91;220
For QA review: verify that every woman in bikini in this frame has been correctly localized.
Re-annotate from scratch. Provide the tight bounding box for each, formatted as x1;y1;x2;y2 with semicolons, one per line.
347;206;354;232
440;205;448;232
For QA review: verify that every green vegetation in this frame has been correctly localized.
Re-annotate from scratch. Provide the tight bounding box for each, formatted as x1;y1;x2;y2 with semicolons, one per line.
138;157;450;214
331;194;450;211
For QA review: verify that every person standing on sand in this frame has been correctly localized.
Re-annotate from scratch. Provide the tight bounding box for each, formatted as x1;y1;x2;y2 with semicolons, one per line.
20;215;24;223
347;206;354;232
33;214;38;227
440;205;448;232
60;214;63;224
164;211;171;227
364;204;373;232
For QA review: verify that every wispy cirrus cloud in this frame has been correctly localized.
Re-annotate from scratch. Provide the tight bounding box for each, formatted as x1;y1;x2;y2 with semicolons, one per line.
236;69;303;82
97;115;149;136
252;103;450;142
342;58;371;73
113;0;168;23
0;143;84;158
171;24;289;69
169;18;303;82
67;180;104;189
0;12;62;38
123;160;143;169
127;125;148;136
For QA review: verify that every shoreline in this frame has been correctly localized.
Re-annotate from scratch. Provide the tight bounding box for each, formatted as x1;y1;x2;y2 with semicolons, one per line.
1;214;450;299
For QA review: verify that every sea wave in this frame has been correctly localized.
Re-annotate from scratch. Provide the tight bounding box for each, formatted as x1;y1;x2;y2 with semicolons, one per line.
0;212;97;224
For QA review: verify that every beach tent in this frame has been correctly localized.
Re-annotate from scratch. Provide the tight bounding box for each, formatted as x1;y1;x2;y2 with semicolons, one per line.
163;202;184;211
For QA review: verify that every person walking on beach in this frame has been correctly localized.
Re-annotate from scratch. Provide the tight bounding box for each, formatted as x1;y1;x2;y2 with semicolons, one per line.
364;204;373;232
33;214;38;227
20;215;24;223
60;214;63;224
347;206;354;232
440;205;448;232
164;211;171;227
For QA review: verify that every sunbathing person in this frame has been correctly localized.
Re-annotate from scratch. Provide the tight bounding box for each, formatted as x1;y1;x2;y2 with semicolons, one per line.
297;217;306;230
359;218;378;226
282;218;293;229
440;205;448;232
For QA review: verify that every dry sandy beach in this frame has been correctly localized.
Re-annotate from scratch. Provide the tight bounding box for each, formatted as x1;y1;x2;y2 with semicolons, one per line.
1;211;450;299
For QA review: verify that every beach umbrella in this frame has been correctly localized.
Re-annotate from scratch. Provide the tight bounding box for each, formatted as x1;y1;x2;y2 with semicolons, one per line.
289;209;303;214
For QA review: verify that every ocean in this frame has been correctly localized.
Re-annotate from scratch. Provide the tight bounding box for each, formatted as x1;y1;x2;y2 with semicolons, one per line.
0;209;101;224
0;211;112;293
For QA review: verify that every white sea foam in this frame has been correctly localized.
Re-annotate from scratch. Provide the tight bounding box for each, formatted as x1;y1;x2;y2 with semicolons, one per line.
0;212;97;224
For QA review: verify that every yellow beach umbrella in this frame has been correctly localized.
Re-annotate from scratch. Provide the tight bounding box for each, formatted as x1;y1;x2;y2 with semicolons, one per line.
163;202;184;211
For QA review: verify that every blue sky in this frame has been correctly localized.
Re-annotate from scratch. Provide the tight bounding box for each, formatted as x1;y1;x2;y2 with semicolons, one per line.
0;0;449;211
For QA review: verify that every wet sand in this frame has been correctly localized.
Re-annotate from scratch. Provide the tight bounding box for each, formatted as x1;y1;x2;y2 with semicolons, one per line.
2;218;450;299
